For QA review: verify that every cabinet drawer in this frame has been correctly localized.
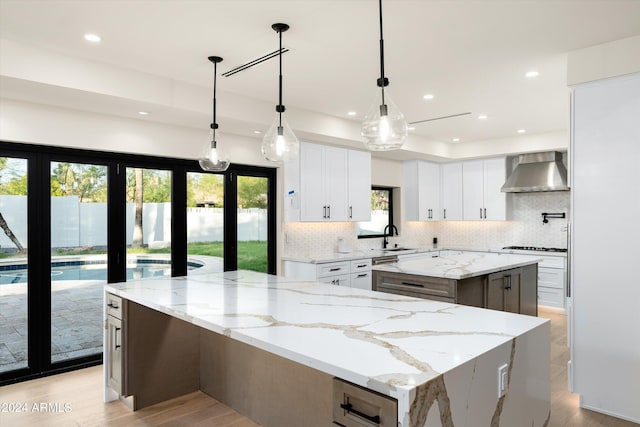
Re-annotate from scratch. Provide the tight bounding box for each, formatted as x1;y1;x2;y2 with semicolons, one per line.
350;259;372;273
351;271;372;290
106;293;123;319
539;268;564;289
538;287;564;307
375;272;455;299
320;274;350;286
317;261;350;278
333;378;397;427
538;256;565;269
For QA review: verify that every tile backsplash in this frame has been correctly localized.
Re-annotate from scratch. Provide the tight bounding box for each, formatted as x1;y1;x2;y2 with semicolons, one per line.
283;192;570;257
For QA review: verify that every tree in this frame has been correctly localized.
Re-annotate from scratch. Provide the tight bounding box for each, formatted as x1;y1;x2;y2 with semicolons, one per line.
237;177;267;208
0;157;26;252
132;168;144;247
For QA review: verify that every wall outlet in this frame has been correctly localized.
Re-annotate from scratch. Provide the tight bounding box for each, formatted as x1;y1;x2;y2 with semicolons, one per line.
498;363;509;397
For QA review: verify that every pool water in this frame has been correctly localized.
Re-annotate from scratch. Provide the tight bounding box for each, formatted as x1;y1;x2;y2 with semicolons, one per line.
0;261;201;285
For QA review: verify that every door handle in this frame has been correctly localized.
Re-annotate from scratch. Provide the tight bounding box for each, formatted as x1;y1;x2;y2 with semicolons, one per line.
443;208;446;219
484;208;487;219
480;208;483;219
323;206;326;218
114;326;121;349
327;205;330;218
349;206;353;218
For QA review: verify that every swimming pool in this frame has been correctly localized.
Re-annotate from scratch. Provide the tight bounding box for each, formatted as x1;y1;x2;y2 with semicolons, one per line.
0;259;203;285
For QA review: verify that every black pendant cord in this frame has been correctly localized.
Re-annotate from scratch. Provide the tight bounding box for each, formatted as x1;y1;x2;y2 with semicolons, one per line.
377;0;389;107
212;60;218;147
277;29;284;128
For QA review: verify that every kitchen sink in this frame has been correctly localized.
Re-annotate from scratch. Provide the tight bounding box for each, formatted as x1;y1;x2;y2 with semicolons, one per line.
383;247;415;252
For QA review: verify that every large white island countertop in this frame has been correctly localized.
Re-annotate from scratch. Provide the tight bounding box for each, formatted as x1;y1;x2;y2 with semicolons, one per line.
105;270;550;427
373;251;542;279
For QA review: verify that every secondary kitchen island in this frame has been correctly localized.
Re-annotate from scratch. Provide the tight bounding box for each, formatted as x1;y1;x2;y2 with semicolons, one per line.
104;270;549;427
374;252;541;316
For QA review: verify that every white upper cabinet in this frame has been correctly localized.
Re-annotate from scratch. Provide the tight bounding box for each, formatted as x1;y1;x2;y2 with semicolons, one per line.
462;157;506;220
440;162;463;221
347;149;371;221
404;160;441;221
284;142;370;222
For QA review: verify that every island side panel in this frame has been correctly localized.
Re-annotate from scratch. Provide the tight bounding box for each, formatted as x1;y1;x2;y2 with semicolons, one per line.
126;300;200;410
407;321;550;427
199;328;334;427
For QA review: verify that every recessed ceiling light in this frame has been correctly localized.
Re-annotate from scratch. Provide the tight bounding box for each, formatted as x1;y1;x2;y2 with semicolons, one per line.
137;111;149;115
84;34;101;43
423;94;434;100
477;114;488;120
452;138;460;142
347;111;357;116
253;130;262;134
525;70;539;78
408;126;416;131
517;129;526;134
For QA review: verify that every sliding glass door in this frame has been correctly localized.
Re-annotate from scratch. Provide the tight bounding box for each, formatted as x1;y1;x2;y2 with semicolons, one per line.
0;156;28;373
50;161;108;363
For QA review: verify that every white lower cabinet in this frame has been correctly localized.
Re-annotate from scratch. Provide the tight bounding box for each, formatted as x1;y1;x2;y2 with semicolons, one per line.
537;257;566;309
283;258;372;290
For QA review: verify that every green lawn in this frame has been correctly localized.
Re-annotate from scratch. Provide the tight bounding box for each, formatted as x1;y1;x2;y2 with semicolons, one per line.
49;241;268;273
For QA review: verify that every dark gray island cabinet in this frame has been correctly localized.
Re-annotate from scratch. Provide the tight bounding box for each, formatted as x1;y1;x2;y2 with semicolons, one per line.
373;252;539;316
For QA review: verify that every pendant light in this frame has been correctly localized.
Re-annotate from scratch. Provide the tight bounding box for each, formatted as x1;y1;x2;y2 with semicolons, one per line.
361;0;408;151
261;23;299;163
199;56;230;172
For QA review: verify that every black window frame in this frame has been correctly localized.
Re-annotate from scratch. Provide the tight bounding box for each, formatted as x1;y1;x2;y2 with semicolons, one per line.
0;141;277;386
357;186;394;239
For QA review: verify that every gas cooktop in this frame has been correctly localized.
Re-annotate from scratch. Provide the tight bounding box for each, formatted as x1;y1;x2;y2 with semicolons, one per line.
502;246;568;253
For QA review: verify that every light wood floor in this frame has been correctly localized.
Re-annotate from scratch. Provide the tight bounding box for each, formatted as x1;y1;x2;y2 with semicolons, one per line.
0;310;637;427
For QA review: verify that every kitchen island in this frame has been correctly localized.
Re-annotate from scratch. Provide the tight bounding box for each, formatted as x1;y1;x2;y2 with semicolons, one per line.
374;252;540;316
104;270;549;427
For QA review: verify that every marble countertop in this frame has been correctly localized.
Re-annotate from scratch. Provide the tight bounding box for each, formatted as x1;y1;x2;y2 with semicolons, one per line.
373;251;542;279
105;270;547;404
282;245;566;264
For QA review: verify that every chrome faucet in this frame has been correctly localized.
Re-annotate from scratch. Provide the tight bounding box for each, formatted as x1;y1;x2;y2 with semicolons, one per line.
382;224;398;249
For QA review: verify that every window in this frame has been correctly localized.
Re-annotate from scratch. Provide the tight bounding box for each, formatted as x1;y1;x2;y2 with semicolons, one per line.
356;187;394;238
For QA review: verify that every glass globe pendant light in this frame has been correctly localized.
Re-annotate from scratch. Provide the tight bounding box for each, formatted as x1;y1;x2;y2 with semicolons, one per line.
261;23;299;163
199;56;230;172
361;0;408;151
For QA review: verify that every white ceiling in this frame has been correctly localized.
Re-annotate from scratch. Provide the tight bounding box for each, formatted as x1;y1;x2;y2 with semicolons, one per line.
1;0;640;156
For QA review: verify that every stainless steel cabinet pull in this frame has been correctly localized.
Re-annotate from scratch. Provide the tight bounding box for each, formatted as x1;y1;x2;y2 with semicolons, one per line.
504;276;512;290
357;273;368;278
107;302;119;309
323;206;327;218
484;208;487;219
327;205;331;218
480;208;483;219
357;264;367;268
349;206;353;218
443;208;447;219
329;267;341;272
340;403;381;424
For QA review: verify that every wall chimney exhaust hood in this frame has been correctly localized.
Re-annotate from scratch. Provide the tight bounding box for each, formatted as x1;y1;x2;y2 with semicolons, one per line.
501;151;569;192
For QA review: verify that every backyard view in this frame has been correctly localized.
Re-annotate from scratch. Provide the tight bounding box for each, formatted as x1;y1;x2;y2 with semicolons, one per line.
1;158;269;374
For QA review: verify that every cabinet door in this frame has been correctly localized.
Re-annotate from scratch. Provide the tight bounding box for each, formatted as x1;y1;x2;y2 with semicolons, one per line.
486;272;506;311
462;160;485;220
441;162;463;220
483;157;506;220
503;269;521;314
347;150;371;221
324;146;348;221
300;142;326;221
107;314;124;395
421;162;441;220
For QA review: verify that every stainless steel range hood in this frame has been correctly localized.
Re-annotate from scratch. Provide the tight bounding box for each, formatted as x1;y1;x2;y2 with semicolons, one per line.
501;151;569;192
